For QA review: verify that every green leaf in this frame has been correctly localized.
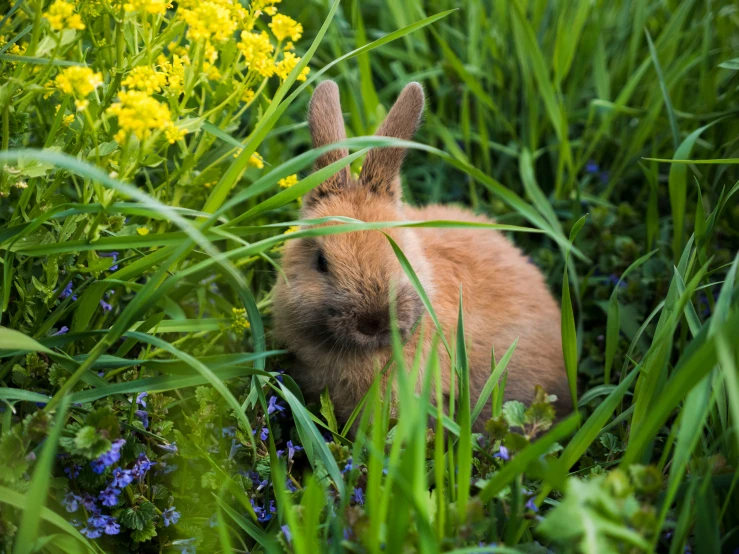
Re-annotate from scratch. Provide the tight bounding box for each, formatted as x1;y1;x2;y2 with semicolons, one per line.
119;501;156;531
319;387;338;434
501;401;526;428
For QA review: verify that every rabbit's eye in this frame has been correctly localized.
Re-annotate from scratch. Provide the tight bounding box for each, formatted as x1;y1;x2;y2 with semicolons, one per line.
316;250;329;273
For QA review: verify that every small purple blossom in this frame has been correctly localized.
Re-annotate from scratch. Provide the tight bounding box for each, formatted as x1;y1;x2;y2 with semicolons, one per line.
229;439;241;459
99;487;121;507
281;524;292;543
494;446;510;461
104;517;120;535
286;478;298;492
267;395;285;416
162;507;181;527
99;299;113;311
90;459;106;474
342;459;354;473
607;274;627;288
80;524;102;539
61;492;81;513
157;442;178;452
135;409;149;428
58;281;77;301
64;464;80;479
111;467;134;488
525;498;539;512
81;493;97;511
252;427;269;441
131;453;153;480
352;487;365;505
585;160;599;174
91;438;125;473
175;538;197;554
221;427;236;438
136;392;148;407
52;326;69;336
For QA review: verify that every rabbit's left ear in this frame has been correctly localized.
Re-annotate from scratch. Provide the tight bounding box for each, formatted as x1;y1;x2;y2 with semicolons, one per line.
359;82;424;201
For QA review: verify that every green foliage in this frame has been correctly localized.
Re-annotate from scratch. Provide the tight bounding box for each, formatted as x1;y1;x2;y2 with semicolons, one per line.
1;0;738;553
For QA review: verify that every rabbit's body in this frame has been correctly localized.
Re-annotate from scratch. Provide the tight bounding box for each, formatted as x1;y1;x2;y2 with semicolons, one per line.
272;82;571;430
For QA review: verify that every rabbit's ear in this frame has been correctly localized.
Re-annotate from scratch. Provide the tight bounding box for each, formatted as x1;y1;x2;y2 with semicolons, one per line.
305;81;350;205
359;82;424;201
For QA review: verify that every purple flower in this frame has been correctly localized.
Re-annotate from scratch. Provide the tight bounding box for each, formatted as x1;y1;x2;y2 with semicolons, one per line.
136;392;148;407
61;492;81;513
494;446;510;461
131;453;153;480
99;299;113;311
221;427;236;438
80;524;102;539
267;396;285;416
252;427;269;441
281;524;292;543
162;507;181;527
585;160;599;174
287;440;302;461
104;517;120;535
525;498;539;512
352;487;365;505
99;487;120;507
229;439;241;459
286;478;298;492
135;409;149;428
58;282;77;301
53;326;69;336
81;493;97;511
111;467;134;488
91;459;107;474
342;459;353;473
157;442;178;453
92;438;125;472
64;464;80;479
89;512;108;528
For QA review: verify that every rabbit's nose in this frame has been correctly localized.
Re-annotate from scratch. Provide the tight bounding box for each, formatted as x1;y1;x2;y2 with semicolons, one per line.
356;311;389;336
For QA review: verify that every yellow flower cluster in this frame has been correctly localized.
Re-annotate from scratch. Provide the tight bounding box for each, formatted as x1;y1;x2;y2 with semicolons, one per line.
237;31;275;78
278;174;298;188
269;14;302;42
249;152;265;168
157;54;187;94
44;0;85;31
55;104;75;126
52;67;103;110
107;91;187;144
179;1;237;43
123;0;171;15
122;66;168;95
275;51;309;81
231;307;251;332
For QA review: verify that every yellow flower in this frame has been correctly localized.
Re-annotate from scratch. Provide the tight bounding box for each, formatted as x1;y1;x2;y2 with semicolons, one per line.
107;90;182;143
62;114;75;126
248;152;264;169
275;51;309;81
269;14;302;42
53;66;103;98
179;1;236;43
74;99;89;111
122;66;168;95
278;174;298;188
123;0;171;15
136;227;149;235
237;31;275;78
158;54;186;94
284;226;300;234
231;307;251;332
164;124;188;144
241;88;255;103
44;0;85;31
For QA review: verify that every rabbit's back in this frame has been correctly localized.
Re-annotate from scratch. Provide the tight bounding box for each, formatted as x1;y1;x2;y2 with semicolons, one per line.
406;204;571;420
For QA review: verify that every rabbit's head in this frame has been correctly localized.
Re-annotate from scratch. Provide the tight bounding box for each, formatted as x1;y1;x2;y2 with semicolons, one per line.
273;81;431;356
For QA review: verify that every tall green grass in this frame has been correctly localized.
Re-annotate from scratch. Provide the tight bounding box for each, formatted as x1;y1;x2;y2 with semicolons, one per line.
1;0;738;552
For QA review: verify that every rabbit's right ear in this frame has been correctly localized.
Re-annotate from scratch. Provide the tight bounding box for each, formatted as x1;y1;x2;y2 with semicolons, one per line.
305;81;350;206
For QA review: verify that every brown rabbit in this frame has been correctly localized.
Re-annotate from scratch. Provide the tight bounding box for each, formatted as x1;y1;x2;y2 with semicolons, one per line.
272;81;572;430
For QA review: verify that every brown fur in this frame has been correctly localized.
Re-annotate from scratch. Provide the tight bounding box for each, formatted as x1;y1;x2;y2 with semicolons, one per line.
272;81;572;431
